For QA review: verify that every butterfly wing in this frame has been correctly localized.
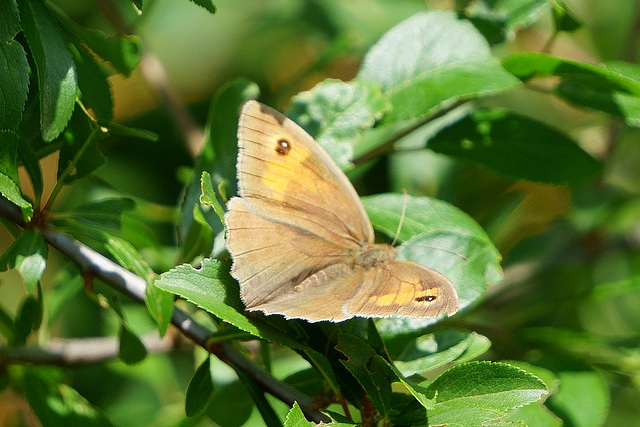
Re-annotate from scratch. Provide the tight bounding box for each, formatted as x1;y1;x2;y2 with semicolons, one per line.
233;100;374;247
245;262;365;322
226;197;352;310
345;260;458;318
238;255;459;322
226;101;458;322
226;100;379;318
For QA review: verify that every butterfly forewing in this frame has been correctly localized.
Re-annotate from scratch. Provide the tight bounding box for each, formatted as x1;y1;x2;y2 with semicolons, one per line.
236;101;374;248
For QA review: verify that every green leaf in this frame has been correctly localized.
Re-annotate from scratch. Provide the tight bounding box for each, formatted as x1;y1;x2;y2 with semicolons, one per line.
363;193;501;314
390;398;432;426
336;334;394;417
104;235;153;278
120;214;163;261
500;361;559;395
498;362;561;425
323;411;358;425
46;266;84;324
502;53;640;127
394;329;491;376
366;318;389;359
283;402;314;427
155;258;305;350
0;0;29;131
185;356;214;417
387;364;435;411
119;323;147;365
70;42;113;121
599;61;640;127
42;223;153;289
428;109;602;185
205;78;259;198
50;8;141;76
547;369;610;426
200;170;226;229
96;120;158;141
234;368;282;427
0;229;48;293
0;123;19;186
426;361;549;426
190;0;216;14
206;324;253;343
288;79;390;167
463;0;551;42
604;61;640;83
0;0;21;40
552;0;582;33
14;294;42;344
145;280;174;337
206;380;254;426
503;401;563;427
0;130;33;221
336;333;437;412
358;11;520;121
19;0;77;141
23;370;115;427
502;53;640;92
57;106;106;182
579;276;640;338
178;79;258;249
183;203;214;261
57;197;136;231
300;348;341;395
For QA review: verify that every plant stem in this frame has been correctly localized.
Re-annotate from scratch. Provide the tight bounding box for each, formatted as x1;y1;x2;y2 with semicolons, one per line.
44;127;100;212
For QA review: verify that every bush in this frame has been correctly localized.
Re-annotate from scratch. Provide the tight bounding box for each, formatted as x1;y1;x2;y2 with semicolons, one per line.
1;1;638;425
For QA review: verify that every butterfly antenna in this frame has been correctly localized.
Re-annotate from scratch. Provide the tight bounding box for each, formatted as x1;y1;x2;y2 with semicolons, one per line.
391;189;408;247
393;189;469;262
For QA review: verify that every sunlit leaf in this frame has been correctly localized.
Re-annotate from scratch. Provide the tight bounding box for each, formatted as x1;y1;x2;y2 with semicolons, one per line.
0;229;47;292
426;362;548;426
359;11;520;120
20;0;77;141
155;258;305;350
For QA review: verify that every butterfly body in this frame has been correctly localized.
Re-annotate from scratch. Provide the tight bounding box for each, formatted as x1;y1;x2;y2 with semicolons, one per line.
225;100;458;322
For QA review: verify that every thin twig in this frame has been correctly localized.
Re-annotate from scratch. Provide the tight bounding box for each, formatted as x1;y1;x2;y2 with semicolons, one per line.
351;98;466;166
1;333;177;366
0;195;25;226
44;127;100;212
138;52;205;158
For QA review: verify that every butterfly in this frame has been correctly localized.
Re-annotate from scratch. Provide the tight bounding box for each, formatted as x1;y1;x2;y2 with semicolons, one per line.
224;100;458;322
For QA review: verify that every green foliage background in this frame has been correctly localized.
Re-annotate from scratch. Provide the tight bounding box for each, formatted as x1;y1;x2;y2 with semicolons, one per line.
2;0;640;426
